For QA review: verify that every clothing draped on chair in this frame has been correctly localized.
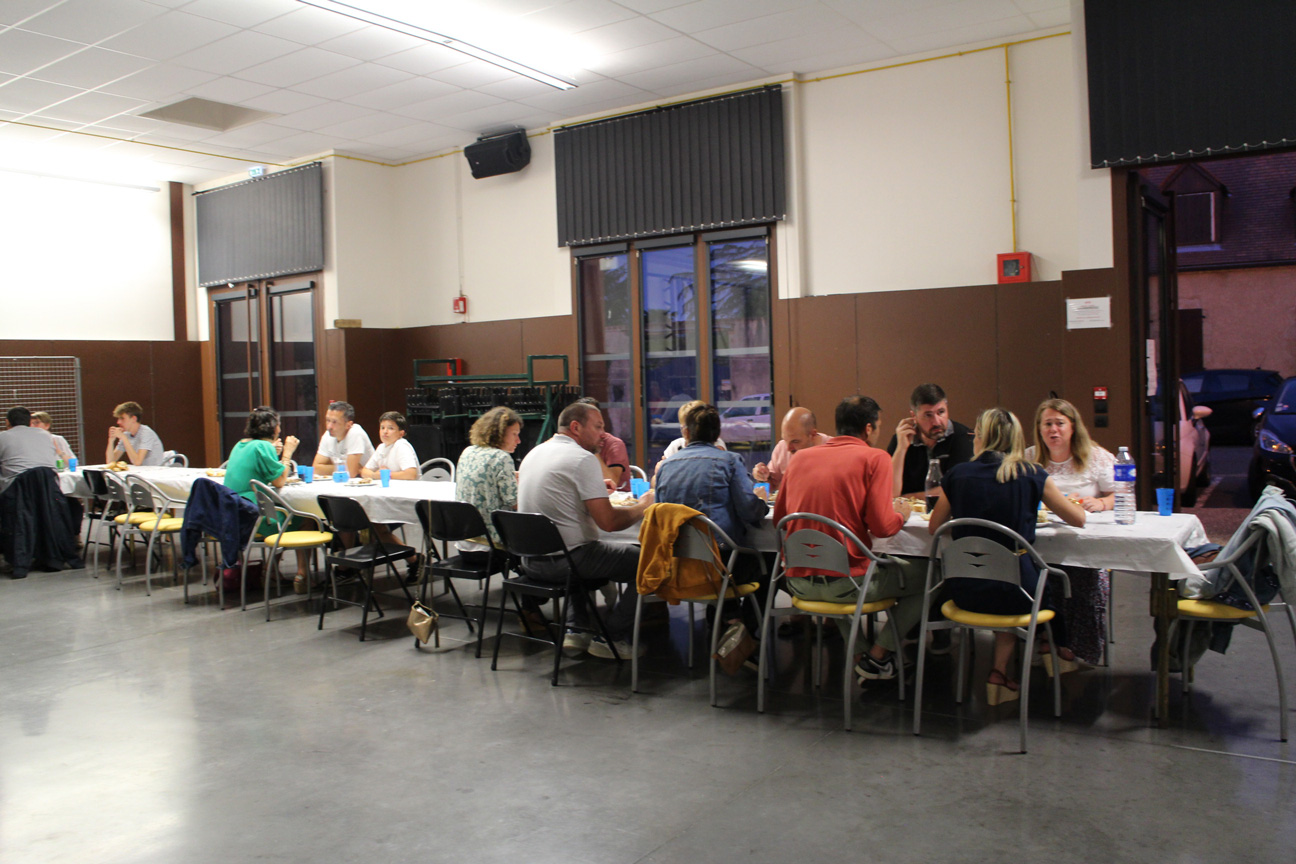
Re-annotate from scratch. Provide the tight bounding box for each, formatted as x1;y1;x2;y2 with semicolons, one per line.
636;502;725;603
0;467;83;577
180;477;259;570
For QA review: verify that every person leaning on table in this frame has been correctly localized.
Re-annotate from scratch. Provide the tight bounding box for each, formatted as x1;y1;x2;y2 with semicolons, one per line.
311;400;373;479
105;400;165;467
927;408;1086;699
752;406;830;492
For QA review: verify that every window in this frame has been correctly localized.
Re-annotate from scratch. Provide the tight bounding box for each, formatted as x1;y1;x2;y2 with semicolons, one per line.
577;228;774;473
1176;192;1217;245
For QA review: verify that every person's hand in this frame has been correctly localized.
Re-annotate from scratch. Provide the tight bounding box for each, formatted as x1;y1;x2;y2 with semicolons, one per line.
895;417;916;449
638;488;654;506
894;497;914;521
108;427;122;441
604;478;616;494
1080;497;1105;513
284;435;299;451
752;462;770;482
273;437;284;455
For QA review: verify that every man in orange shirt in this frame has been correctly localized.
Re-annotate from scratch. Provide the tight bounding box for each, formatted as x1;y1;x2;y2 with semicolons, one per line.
773;395;921;681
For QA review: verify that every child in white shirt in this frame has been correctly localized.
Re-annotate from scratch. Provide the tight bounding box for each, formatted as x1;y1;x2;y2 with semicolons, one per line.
362;412;420;481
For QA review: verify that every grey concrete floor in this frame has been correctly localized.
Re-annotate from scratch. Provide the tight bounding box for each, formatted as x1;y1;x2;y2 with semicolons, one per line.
2;551;1295;864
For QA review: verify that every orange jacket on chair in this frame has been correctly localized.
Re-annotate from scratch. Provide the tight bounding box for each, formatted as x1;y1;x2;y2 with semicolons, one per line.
636;502;724;603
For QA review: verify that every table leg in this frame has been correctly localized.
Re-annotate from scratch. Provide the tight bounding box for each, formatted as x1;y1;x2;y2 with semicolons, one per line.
1148;571;1177;727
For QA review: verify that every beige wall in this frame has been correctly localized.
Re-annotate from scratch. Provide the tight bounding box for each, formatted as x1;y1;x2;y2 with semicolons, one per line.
1178;266;1296;376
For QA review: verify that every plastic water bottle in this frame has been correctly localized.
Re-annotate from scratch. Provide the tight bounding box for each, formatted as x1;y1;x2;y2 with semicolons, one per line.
1114;446;1136;525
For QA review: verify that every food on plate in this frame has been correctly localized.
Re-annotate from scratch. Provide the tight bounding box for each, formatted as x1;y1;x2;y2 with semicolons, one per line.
609;491;637;507
345;478;375;486
108;461;129;471
909;499;927;515
205;469;226;477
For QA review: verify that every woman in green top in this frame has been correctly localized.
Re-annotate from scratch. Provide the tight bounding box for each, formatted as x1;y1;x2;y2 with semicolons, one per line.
224;409;307;588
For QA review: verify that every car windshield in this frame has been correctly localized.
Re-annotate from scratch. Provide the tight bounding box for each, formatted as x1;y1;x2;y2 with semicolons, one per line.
1273;380;1296;414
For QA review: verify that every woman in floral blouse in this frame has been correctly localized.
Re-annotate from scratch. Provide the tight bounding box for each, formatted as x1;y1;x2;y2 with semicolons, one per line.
455;406;523;556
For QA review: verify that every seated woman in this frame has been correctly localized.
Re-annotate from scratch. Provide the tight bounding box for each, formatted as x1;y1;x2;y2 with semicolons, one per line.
30;412;75;464
1024;398;1116;664
361;411;419;481
455;406;523;559
659;399;727;463
655;403;768;624
223;409;310;591
928;408;1085;699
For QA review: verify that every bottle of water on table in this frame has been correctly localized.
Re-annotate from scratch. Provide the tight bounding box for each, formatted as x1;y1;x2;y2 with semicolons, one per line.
1114;446;1136;525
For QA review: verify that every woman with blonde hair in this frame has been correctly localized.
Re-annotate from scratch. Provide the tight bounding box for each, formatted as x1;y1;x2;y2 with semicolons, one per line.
929;408;1085;700
1024;397;1117;664
455;406;523;556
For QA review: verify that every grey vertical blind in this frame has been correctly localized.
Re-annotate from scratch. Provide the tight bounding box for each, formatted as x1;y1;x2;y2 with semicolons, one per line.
195;162;324;287
1085;0;1296;168
554;86;786;247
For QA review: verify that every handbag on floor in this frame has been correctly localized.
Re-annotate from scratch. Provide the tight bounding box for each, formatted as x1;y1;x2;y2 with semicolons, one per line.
407;601;440;647
713;620;757;675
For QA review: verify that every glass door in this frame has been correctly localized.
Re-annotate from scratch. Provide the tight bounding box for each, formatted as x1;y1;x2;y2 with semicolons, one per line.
708;233;773;471
212;283;261;457
578;251;635;461
640;244;699;468
266;279;320;466
1135;183;1179;507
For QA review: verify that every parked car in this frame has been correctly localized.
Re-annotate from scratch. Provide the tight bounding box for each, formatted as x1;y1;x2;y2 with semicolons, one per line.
1248;376;1296;498
1182;368;1283;444
720;392;772;447
1152;380;1213;506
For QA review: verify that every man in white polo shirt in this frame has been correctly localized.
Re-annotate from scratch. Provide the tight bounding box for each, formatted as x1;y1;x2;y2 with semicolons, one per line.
311;401;374;479
517;401;653;659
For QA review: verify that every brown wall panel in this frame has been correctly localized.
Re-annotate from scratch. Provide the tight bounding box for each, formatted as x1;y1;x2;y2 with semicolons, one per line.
520;315;579;382
787;295;857;433
995;280;1065;429
148;341;204;461
856;286;999;434
340;328;397;430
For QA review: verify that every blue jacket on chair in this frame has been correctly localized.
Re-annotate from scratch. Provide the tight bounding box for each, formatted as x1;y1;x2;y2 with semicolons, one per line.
180;477;259;570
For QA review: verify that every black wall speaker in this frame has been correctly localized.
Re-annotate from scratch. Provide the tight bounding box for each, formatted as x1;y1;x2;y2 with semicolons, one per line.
464;131;531;179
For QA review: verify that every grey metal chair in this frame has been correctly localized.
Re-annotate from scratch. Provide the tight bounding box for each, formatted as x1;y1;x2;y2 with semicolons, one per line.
758;512;906;731
1176;525;1293;741
419;458;455;482
247;480;333;620
162;451;188;467
115;475;185;595
912;518;1070;754
630;511;765;705
628;465;648;481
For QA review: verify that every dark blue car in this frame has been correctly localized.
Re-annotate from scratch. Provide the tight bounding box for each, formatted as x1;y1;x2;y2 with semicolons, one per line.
1249;376;1296;497
1183;368;1282;444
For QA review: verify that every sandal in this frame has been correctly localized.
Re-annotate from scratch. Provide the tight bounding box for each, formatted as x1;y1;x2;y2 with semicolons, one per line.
1037;641;1080;676
986;669;1020;705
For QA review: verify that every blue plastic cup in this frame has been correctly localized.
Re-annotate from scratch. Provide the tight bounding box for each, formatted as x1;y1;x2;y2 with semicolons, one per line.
69;457;78;472
753;482;771;501
298;465;311;484
630;478;649;498
333;470;347;483
1156;487;1174;516
380;468;391;487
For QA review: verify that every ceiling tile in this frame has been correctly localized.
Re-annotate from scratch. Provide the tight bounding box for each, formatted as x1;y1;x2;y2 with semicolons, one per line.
1015;0;1068;13
21;0;165;45
83;114;166;134
440;103;538;135
273;100;376;131
651;0;806;32
372;44;472;76
612;0;695;13
351;121;457;148
342;77;461;111
0;28;86;77
0;0;60;27
100;10;240;62
315;111;420;140
619;52;758;92
518;76;649;112
253;130;337;155
232;47;361;88
199;122;299;149
183;77;278;105
577;16;680;54
694;6;857;52
522;0;638;31
475;76;554;102
866;0;1024;42
33;90;148;124
291;61;412;100
886;16;1033;54
821;0;950;27
733;34;893;71
29;47;155;90
0;121;66;145
253;5;368;45
318;26;428;62
238;88;329;115
97;64;220;101
180;0;301;29
0;76;83;114
393;89;504;122
585;35;716;76
133;126;226;145
1028;7;1069;27
173;30;304;75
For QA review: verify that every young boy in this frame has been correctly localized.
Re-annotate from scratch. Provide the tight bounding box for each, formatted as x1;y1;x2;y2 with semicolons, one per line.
361;411;420;481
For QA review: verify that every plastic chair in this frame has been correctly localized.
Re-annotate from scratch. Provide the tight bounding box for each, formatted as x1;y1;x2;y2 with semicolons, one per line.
912;518;1070;754
419;458;455;482
315;495;417;641
115;475;185;594
247;480;333;620
758;512;907;730
489;510;621;685
416;500;509;657
630;511;765;705
1176;525;1293;741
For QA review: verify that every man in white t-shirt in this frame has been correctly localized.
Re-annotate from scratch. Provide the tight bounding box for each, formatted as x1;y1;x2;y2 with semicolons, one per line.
311;401;374;479
517;401;654;659
361;411;419;481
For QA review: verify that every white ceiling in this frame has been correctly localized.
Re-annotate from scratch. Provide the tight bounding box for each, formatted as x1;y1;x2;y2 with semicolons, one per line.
0;0;1069;187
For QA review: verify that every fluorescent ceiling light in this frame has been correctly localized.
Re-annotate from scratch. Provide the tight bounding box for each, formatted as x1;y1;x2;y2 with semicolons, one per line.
297;0;577;90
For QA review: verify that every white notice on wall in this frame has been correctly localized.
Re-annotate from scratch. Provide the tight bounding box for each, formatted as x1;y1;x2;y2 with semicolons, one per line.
1065;296;1111;330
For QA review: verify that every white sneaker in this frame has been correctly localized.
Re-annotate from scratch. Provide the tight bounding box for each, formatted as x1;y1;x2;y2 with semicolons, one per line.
587;636;646;659
562;630;592;657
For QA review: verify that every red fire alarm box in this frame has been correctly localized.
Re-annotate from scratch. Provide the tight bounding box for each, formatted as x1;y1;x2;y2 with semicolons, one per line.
997;252;1032;283
452;296;467;314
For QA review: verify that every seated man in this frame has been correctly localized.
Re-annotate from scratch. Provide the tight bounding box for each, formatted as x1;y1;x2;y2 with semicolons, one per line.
361;411;419;481
30;412;75;464
517;401;654;659
773;395;920;681
311;401;374;479
105;401;165;467
0;407;56;493
753;406;831;492
886;383;974;497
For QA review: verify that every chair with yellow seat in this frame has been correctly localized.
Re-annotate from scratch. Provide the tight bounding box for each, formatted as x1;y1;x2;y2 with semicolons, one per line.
247;480;333;620
912;518;1070;754
757;512;907;731
630;511;766;705
116;475;185;594
1175;525;1290;742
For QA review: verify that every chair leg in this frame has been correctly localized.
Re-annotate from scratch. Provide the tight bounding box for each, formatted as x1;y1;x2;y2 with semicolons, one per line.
444;577;474;633
474;575;493;659
490;588;511;671
552;592;572;686
686;602;695;669
1180;619;1195;696
1252;609;1289;742
889;613;906;703
632;594;644;693
707;596;727;708
955;626;969;703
